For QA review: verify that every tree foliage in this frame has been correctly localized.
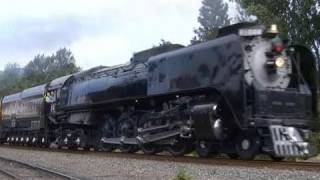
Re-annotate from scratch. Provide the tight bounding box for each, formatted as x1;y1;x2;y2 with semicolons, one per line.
235;0;320;60
24;48;80;85
233;0;253;22
0;63;22;88
153;39;172;48
0;48;80;98
192;0;231;44
0;63;23;96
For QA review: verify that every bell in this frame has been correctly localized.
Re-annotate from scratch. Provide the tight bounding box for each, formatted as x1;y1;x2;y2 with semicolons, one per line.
267;24;279;34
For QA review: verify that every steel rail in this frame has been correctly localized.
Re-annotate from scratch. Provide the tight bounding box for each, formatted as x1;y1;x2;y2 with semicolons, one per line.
1;145;320;172
0;167;21;179
0;155;83;180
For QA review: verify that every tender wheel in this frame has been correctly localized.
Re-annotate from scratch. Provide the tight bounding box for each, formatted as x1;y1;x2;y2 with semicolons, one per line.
167;138;192;156
41;137;49;148
196;141;217;158
68;145;78;150
235;130;261;160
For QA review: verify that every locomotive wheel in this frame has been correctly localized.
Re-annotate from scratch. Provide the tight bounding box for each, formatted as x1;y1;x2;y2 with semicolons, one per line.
142;143;160;155
139;115;162;155
167;138;192;157
118;118;138;153
227;153;239;159
119;144;138;153
99;119;116;152
235;130;261;160
270;155;285;162
99;143;114;152
196;141;217;158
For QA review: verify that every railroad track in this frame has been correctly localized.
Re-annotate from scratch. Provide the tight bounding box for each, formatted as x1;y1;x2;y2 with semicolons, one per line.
1;145;320;173
0;155;83;180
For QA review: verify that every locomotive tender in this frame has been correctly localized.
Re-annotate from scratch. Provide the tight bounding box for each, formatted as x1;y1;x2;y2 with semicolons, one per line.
0;23;318;160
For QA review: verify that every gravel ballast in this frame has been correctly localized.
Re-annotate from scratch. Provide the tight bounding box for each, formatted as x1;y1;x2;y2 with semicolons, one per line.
0;146;319;180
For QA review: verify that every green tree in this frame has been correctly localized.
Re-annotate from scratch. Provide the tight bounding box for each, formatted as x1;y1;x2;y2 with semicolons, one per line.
0;63;23;97
0;48;80;98
24;48;80;85
233;0;252;22
235;0;320;61
192;0;231;44
23;54;50;85
45;48;80;81
0;63;22;86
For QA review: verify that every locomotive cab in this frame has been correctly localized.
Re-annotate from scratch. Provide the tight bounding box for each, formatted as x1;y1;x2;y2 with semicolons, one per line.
45;75;73;122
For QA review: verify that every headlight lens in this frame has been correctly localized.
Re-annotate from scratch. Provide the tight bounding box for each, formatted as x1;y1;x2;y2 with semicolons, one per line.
275;57;285;68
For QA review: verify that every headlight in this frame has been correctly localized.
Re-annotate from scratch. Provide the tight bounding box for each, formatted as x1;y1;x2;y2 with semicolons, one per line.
275;57;285;68
239;28;264;37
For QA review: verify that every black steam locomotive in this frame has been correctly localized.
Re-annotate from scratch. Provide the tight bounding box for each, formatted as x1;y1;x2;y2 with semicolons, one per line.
0;23;318;160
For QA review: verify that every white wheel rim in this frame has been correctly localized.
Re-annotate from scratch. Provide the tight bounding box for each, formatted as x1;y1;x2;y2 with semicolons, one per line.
200;141;207;149
241;139;250;150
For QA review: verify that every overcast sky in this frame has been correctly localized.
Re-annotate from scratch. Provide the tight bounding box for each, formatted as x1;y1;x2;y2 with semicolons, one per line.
0;0;204;70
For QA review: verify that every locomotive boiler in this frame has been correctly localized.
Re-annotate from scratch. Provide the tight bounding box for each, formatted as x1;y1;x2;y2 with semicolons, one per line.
0;23;318;160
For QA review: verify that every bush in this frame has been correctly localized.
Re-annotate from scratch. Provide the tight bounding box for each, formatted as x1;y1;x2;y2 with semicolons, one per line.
173;169;193;180
310;132;320;154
